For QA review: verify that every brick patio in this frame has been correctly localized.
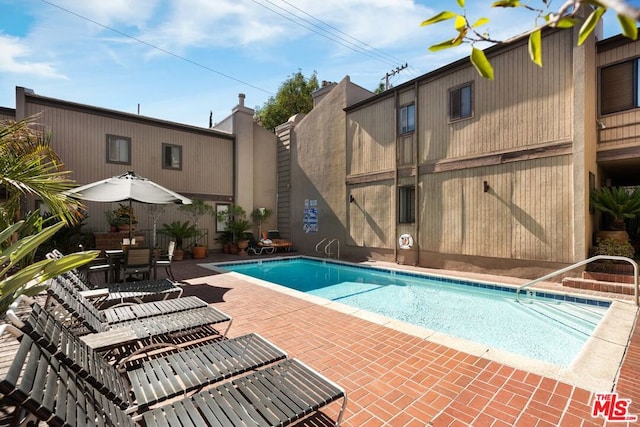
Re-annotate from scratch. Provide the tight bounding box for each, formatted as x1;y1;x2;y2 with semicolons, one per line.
164;254;640;426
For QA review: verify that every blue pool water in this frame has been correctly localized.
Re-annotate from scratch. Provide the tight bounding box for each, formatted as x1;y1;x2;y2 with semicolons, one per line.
216;257;610;367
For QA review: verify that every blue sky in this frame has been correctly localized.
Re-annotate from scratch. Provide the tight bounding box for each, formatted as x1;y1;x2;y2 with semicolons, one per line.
0;0;633;127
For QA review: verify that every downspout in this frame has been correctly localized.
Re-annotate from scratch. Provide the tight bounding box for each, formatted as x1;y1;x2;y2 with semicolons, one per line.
414;80;420;266
394;90;399;262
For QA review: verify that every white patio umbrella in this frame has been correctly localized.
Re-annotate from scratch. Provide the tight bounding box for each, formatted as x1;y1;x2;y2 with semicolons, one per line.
66;171;192;240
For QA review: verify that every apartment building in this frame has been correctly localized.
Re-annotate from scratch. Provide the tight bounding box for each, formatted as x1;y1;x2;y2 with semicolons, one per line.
279;25;640;276
7;88;277;246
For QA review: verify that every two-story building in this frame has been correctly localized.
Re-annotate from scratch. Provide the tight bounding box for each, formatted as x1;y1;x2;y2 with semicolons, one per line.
6;88;277;250
278;25;640;277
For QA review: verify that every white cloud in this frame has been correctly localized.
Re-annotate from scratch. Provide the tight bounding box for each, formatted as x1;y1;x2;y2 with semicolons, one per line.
0;34;67;78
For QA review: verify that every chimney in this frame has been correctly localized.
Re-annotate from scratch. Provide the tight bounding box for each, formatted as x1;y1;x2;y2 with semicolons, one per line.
238;93;245;107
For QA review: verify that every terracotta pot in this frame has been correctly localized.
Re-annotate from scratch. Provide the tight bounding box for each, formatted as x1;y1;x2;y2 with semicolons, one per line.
229;244;239;255
223;243;231;254
192;246;206;259
117;224;136;232
173;249;184;261
596;230;629;242
237;240;249;256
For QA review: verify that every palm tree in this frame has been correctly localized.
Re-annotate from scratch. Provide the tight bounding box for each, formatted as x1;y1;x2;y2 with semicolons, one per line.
0;116;83;232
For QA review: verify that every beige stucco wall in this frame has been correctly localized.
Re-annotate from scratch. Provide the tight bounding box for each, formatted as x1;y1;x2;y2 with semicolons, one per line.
286;77;373;254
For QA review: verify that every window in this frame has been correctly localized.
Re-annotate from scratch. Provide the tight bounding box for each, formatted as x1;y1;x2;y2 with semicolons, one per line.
107;134;131;164
600;59;640;115
162;143;182;170
399;104;415;134
398;186;415;224
449;83;473;120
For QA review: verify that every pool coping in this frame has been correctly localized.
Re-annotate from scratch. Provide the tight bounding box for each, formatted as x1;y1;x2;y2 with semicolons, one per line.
201;256;638;393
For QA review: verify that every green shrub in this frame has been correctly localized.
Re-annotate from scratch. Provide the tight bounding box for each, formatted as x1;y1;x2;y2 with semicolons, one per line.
589;237;635;258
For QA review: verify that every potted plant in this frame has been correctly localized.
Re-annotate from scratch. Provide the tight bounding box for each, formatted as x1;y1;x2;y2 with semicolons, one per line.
591;186;640;241
113;203;138;232
179;199;214;259
104;211;119;232
251;208;273;240
217;205;253;255
158;221;198;261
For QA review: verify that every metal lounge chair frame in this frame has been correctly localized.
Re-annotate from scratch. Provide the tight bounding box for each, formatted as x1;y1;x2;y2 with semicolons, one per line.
0;325;347;426
48;250;183;307
40;278;232;354
48;275;204;325
247;232;276;256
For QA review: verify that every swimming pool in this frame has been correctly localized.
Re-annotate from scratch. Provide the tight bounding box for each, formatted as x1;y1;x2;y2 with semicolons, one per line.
213;257;611;368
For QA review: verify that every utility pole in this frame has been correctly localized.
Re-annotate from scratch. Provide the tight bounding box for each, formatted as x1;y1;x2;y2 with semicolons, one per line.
382;63;408;90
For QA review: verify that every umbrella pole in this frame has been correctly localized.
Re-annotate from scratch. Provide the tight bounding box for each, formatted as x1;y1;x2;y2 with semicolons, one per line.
129;200;133;241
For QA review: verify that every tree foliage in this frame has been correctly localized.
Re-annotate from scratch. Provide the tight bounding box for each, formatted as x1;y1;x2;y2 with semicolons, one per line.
0;116;83;228
255;71;319;132
422;0;640;79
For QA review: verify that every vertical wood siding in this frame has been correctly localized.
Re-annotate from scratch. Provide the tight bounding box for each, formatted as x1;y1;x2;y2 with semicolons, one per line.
596;40;640;148
420;155;573;262
347;97;395;176
419;30;573;163
348;181;394;248
25;103;234;197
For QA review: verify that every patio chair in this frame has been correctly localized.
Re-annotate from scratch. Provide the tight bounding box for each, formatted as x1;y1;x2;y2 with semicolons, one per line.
121;247;153;282
247;232;276;255
15;303;288;411
154;240;176;280
0;324;347;426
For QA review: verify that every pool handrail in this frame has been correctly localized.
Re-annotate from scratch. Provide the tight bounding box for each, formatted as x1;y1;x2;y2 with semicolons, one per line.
325;239;340;259
515;255;639;306
315;238;328;255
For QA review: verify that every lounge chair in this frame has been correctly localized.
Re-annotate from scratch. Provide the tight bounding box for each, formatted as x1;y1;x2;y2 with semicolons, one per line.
0;325;347;426
267;229;294;251
47;275;209;325
39;278;232;354
48;250;183;307
247;232;276;255
15;304;288;411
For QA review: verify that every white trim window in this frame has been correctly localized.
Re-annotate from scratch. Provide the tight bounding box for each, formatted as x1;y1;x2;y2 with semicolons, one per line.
162;143;182;170
107;134;131;164
399;103;415;134
449;83;473;121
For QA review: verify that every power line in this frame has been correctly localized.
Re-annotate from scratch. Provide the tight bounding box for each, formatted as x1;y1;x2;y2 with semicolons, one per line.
39;0;274;95
250;0;405;69
277;0;409;69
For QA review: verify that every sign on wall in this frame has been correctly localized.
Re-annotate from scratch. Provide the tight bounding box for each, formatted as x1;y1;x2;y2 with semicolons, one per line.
303;199;318;233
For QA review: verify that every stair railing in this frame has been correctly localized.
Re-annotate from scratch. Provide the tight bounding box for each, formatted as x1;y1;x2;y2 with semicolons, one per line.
515;255;639;306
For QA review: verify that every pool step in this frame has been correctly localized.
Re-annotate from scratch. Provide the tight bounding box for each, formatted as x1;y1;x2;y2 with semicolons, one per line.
519;300;605;336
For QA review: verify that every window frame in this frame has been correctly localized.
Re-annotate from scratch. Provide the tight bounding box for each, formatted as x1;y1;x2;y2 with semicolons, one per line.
162;143;183;171
106;134;131;165
599;58;640;116
398;103;415;135
398;185;415;224
449;82;473;122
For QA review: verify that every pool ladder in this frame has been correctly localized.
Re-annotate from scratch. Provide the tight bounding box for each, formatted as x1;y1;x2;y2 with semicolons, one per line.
515;255;639;306
315;238;340;259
